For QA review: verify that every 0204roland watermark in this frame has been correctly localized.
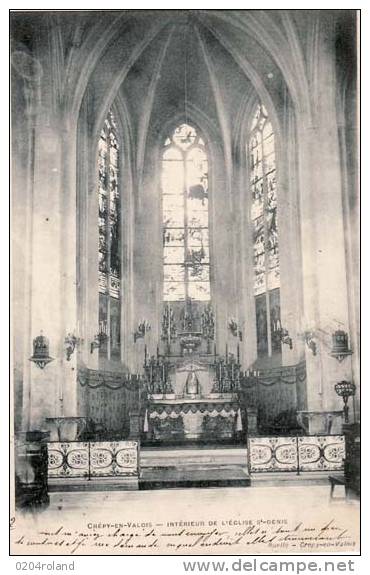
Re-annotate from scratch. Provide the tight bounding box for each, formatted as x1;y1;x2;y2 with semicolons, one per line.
15;561;75;572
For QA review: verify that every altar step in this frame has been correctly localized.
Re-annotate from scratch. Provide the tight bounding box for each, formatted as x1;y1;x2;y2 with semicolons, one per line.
139;447;250;490
140;446;247;469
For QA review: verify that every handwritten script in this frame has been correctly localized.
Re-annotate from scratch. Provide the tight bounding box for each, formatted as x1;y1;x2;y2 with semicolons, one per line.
11;518;357;554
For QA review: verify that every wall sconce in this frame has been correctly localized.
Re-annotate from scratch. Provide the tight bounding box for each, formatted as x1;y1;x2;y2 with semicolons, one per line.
334;380;356;423
304;331;317;356
134;320;151;342
29;333;54;369
227;318;243;341
90;322;108;353
330;330;353;362
276;328;293;349
64;333;81;361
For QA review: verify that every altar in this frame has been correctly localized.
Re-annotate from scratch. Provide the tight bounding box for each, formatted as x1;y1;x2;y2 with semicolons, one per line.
147;396;241;442
142;302;244;444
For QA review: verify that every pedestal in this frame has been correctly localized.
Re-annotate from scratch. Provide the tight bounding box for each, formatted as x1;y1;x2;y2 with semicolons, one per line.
297;410;343;435
246;407;258;436
129;410;141;439
15;431;50;509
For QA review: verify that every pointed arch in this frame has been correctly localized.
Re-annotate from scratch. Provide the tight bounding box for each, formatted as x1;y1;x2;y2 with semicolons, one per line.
162;123;210;303
248;102;281;358
97;109;122;359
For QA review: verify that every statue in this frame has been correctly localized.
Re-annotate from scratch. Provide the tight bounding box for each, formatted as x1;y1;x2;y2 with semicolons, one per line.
184;365;200;397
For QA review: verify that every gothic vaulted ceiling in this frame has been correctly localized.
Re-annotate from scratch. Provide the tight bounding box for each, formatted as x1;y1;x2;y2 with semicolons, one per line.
11;10;355;154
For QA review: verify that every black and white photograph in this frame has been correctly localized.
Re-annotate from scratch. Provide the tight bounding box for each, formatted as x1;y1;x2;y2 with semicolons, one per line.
10;8;360;556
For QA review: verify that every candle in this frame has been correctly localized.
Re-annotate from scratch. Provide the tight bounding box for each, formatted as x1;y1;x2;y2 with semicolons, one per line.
214;343;217;357
168;304;171;346
237;343;240;364
144;344;147;366
226;344;228;363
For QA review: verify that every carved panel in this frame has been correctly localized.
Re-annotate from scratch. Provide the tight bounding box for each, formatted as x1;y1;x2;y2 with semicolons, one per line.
298;436;345;471
90;441;139;476
248;435;345;473
248;437;298;472
47;440;139;479
47;442;89;478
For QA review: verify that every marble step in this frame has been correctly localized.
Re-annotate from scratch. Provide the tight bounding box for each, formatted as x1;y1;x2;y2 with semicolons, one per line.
139;465;250;490
140;448;247;468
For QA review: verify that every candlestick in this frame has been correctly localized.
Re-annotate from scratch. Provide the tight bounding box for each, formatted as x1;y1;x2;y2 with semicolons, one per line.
168;304;171;346
226;344;228;363
237;343;240;364
214;343;217;357
144;344;147;366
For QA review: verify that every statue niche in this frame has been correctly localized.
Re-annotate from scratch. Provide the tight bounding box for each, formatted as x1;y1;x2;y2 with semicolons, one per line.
184;366;200;397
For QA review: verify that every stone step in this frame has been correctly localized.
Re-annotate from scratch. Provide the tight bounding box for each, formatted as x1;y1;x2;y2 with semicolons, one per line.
140;447;247;468
139;465;250;490
250;471;331;487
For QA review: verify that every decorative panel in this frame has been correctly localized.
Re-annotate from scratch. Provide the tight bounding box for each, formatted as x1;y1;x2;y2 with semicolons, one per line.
47;442;89;478
90;441;139;477
47;441;139;479
298;436;345;471
248;435;345;473
248;437;298;472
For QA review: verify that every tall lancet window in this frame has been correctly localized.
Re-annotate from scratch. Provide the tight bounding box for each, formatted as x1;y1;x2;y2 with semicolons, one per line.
98;110;121;359
162;123;210;302
248;104;281;357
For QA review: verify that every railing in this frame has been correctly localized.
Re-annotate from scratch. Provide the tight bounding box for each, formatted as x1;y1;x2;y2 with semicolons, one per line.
47;435;344;479
47;440;139;479
247;435;345;473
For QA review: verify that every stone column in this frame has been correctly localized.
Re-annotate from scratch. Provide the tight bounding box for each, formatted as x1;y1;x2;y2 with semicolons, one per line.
15;47;80;431
296;26;354;431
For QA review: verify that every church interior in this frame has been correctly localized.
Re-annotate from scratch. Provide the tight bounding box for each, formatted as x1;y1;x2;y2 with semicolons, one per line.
11;9;360;509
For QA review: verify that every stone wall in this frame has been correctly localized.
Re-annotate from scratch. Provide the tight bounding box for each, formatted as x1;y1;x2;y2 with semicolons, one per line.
11;11;359;435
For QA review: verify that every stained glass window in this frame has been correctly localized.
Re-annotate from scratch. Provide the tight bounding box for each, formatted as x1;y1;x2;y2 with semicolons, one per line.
162;124;210;302
248;104;281;357
98;110;121;359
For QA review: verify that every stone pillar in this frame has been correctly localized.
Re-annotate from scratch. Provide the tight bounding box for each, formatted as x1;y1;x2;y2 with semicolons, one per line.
15;49;80;431
278;103;305;367
296;24;354;432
